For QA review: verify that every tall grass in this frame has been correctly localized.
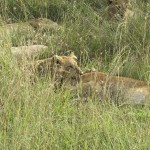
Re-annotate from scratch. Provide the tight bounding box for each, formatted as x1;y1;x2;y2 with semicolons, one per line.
0;0;150;149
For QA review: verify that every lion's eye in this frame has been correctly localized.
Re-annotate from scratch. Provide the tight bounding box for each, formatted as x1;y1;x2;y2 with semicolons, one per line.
56;60;61;65
67;66;73;70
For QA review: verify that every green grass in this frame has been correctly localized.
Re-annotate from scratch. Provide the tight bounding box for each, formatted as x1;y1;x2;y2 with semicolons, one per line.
0;0;150;149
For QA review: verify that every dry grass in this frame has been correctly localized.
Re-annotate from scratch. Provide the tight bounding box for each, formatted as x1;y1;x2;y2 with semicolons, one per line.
0;0;150;149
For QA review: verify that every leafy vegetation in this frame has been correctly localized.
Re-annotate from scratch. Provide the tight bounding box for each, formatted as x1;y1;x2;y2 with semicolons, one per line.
0;0;150;149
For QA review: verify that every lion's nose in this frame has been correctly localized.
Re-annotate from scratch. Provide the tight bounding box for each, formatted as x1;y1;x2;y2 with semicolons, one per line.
80;71;83;75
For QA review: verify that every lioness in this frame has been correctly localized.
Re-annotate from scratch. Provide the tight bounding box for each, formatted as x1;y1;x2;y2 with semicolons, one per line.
0;18;59;36
60;71;150;106
108;0;130;20
28;18;60;31
22;52;83;83
11;45;48;62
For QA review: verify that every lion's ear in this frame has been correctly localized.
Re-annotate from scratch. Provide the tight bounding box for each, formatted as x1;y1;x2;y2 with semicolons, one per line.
69;52;77;60
52;55;58;60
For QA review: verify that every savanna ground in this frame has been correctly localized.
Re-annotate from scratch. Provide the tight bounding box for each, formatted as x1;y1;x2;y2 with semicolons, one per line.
0;0;150;149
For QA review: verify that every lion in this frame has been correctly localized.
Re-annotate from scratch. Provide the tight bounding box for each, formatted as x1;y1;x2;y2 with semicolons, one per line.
108;0;131;20
28;18;60;31
0;22;34;38
22;52;83;83
59;70;150;106
11;45;48;62
0;18;59;36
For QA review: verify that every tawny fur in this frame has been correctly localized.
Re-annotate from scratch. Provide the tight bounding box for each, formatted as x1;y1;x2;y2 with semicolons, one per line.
21;53;83;83
0;18;59;37
28;18;59;31
108;0;132;20
11;45;48;62
61;71;150;106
